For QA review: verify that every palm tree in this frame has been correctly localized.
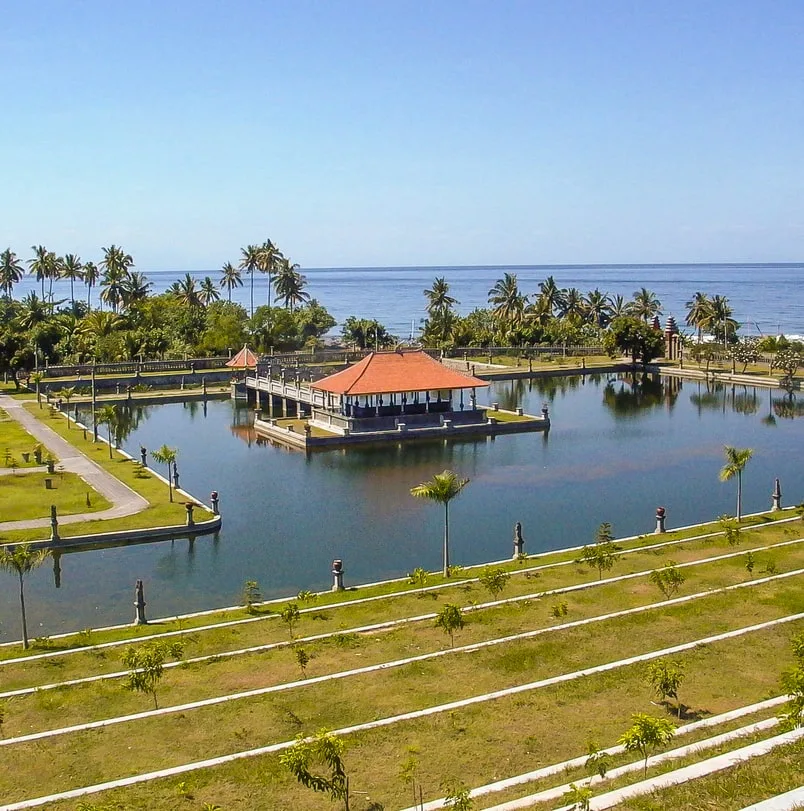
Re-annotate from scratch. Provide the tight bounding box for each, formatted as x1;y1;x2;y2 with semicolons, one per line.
0;248;25;300
16;292;49;331
46;254;63;303
61;254;84;311
631;288;662;323
609;294;632;319
83;261;99;309
120;271;152;310
28;245;52;300
558;287;585;321
199;276;221;306
257;240;282;307
719;446;753;522
707;295;738;344
219;261;243;302
96;404;119;459
78;310;125;343
0;544;51;649
273;258;310;312
685;291;711;342
537;276;566;316
151;445;178;502
239;245;261;317
424;277;458;318
584;289;612;333
410;470;470;577
488;273;527;336
100;245;134;313
171;273;203;309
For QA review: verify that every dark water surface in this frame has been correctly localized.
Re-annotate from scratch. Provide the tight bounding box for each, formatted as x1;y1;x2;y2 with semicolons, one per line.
2;373;803;637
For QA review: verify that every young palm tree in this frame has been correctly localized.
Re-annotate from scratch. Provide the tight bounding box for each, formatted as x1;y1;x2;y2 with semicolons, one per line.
410;470;470;577
631;288;662;323
96;404;119;459
199;276;221;306
120;271;152;311
719;446;754;521
708;295;738;344
0;544;51;649
424;277;458;318
151;445;178;502
16;292;49;331
488;273;527;336
609;294;633;319
219;261;243;302
558;287;585;321
239;244;261;317
61;254;84;312
0;248;25;300
171;273;203;309
273;258;310;312
584;289;612;332
82;261;99;310
684;291;711;341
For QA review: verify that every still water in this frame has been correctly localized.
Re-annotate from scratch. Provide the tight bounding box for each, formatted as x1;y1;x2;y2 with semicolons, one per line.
2;373;803;637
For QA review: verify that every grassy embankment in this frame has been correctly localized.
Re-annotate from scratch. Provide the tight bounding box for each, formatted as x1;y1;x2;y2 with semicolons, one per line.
1;508;802;809
0;390;197;543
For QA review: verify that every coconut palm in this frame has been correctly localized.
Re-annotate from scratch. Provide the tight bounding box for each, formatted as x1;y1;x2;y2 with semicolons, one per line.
151;445;178;502
0;248;25;300
537;276;566;316
707;295;739;344
78;310;126;343
584;289;612;332
96;404;119;458
424;277;458;318
120;271;152;310
273;258;310;312
0;544;51;649
28;245;53;300
171;273;203;309
100;245;134;313
488;273;527;336
83;261;99;309
219;261;242;302
558;287;586;321
719;446;753;522
410;470;470;577
684;291;711;341
609;294;632;319
16;292;49;331
257;240;282;307
239;244;261;317
61;254;84;311
631;288;662;323
199;276;220;306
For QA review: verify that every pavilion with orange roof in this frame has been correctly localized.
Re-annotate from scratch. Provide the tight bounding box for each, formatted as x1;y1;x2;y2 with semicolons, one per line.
309;349;488;433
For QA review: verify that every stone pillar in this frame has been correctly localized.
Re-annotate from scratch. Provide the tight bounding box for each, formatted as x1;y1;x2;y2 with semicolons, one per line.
202;377;207;396
173;461;180;490
134;579;147;625
332;559;345;591
210;490;220;515
771;478;782;511
541;404;549;421
50;504;59;542
185;502;195;527
140;446;147;467
513;521;524;558
655;506;667;534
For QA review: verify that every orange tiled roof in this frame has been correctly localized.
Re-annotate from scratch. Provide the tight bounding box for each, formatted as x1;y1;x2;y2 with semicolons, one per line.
311;350;488;396
225;345;260;369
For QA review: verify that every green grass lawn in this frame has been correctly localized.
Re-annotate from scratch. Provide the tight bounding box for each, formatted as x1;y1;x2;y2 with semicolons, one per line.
0;469;110;521
0;407;54;467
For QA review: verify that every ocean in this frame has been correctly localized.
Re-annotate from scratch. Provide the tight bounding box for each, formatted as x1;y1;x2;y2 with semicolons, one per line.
14;263;804;342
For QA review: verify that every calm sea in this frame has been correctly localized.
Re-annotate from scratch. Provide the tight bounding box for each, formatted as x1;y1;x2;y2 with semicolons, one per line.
14;263;804;341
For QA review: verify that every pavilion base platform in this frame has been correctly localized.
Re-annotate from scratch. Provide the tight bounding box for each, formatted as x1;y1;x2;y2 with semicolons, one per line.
252;407;549;451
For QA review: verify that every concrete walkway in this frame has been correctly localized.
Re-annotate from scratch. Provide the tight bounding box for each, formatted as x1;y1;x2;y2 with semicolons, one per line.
0;396;148;532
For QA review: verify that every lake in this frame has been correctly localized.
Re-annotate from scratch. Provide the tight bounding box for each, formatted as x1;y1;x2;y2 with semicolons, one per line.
2;372;803;638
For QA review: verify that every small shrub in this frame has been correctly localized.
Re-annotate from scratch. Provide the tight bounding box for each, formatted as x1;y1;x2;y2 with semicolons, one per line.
551;601;569;618
241;580;262;614
478;566;511;599
408;567;429;587
76;628;93;646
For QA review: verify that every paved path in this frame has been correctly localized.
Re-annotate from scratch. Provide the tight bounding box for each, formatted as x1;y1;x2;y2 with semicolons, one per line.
0;396;148;532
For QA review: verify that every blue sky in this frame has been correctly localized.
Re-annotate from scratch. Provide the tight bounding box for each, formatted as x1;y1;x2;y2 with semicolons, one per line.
1;1;802;269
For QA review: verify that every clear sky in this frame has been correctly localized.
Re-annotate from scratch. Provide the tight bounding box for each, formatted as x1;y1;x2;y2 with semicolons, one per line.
1;1;802;269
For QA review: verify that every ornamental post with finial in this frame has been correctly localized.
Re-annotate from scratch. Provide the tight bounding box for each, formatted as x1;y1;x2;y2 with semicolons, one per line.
332;559;345;591
771;478;782;511
134;580;147;625
655;506;666;534
210;490;220;515
513;521;525;559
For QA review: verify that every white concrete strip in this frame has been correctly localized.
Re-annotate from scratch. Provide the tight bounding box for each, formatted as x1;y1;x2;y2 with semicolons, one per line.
2;507;795;649
481;717;785;810
4;564;802;701
401;696;791;810
1;608;802;754
740;786;804;810
2;620;802;811
5;532;801;667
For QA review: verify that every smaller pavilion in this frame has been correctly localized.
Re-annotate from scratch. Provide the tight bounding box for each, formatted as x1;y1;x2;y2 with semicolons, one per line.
226;344;260;371
309;349;488;435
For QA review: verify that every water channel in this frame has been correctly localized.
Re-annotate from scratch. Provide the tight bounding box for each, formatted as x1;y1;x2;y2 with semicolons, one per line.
2;373;803;637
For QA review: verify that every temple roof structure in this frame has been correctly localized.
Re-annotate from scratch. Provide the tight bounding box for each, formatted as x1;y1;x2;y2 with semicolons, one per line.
311;350;488;396
225;345;260;369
